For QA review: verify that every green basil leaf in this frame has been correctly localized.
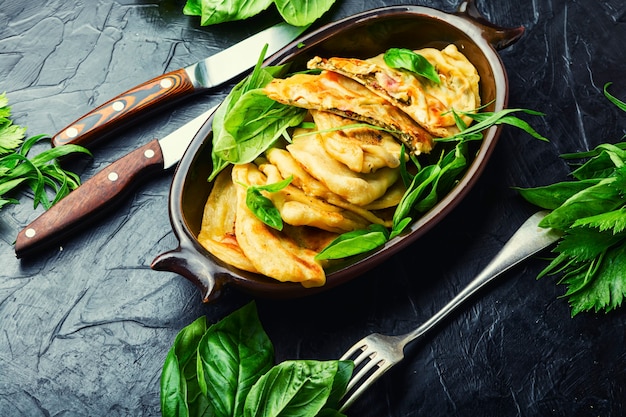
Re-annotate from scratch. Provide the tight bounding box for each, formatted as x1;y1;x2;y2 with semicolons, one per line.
210;47;287;179
181;0;202;16
184;0;333;26
315;225;389;260
210;49;272;181
398;145;414;188
221;89;306;155
210;58;305;181
274;0;335;26
416;141;468;213
245;176;292;230
390;216;413;239
183;0;273;26
392;164;441;228
323;360;354;410
570;147;625;180
243;360;347;417
246;188;284;230
515;178;601;210
539;177;624;230
383;48;440;84
161;316;212;417
197;302;274;417
253;175;293;193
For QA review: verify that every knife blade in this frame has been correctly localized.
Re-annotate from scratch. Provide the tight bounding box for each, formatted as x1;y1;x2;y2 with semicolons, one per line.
15;105;218;258
50;22;307;149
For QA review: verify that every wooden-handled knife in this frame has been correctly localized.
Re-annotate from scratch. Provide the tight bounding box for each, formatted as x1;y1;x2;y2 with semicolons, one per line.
50;22;307;149
15;106;217;258
15;23;309;257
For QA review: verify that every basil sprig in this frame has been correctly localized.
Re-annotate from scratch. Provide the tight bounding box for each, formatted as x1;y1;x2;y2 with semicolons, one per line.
160;302;353;417
383;48;440;84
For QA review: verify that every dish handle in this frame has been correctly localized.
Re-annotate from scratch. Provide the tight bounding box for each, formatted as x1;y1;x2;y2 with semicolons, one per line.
152;243;228;303
455;0;525;50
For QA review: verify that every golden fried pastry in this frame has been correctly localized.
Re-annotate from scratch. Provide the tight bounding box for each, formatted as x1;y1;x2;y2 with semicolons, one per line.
307;44;480;137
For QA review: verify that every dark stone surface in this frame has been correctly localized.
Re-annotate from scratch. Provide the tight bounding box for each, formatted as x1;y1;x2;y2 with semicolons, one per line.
1;0;626;416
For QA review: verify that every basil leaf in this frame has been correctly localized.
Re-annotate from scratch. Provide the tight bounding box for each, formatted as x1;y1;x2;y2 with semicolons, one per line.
315;224;389;260
415;141;468;213
210;49;305;181
274;0;335;27
161;316;212;417
323;360;353;411
570;147;625;180
246;189;283;230
392;164;441;229
183;0;334;26
197;302;274;417
244;176;292;230
252;175;293;193
210;48;278;181
515;178;601;210
383;48;440;84
389;217;412;240
539;177;624;230
183;0;273;26
243;360;351;417
219;89;306;163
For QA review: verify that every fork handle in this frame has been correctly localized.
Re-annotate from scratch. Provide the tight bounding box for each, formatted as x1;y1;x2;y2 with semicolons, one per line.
398;211;560;347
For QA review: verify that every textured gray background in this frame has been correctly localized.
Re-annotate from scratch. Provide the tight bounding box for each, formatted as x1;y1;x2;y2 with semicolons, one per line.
1;0;626;416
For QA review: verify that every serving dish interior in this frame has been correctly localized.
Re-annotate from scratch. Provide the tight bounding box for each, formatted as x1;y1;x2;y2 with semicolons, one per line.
153;5;518;301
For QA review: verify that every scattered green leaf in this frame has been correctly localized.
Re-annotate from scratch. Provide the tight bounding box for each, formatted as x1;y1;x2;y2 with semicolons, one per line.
183;0;335;27
160;302;352;417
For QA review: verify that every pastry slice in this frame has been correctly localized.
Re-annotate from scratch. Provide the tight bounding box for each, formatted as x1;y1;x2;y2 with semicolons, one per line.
263;71;433;155
307;44;480;138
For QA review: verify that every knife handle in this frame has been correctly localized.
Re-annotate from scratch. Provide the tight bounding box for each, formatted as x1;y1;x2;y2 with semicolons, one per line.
15;140;165;258
51;68;195;148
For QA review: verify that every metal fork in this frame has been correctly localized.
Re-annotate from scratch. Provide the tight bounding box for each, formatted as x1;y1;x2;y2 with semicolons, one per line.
338;211;562;412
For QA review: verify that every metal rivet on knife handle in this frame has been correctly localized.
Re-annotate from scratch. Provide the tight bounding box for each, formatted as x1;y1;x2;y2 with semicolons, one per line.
51;69;195;148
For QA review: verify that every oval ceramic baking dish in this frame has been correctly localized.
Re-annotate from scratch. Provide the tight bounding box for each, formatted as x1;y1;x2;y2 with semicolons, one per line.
152;0;525;302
